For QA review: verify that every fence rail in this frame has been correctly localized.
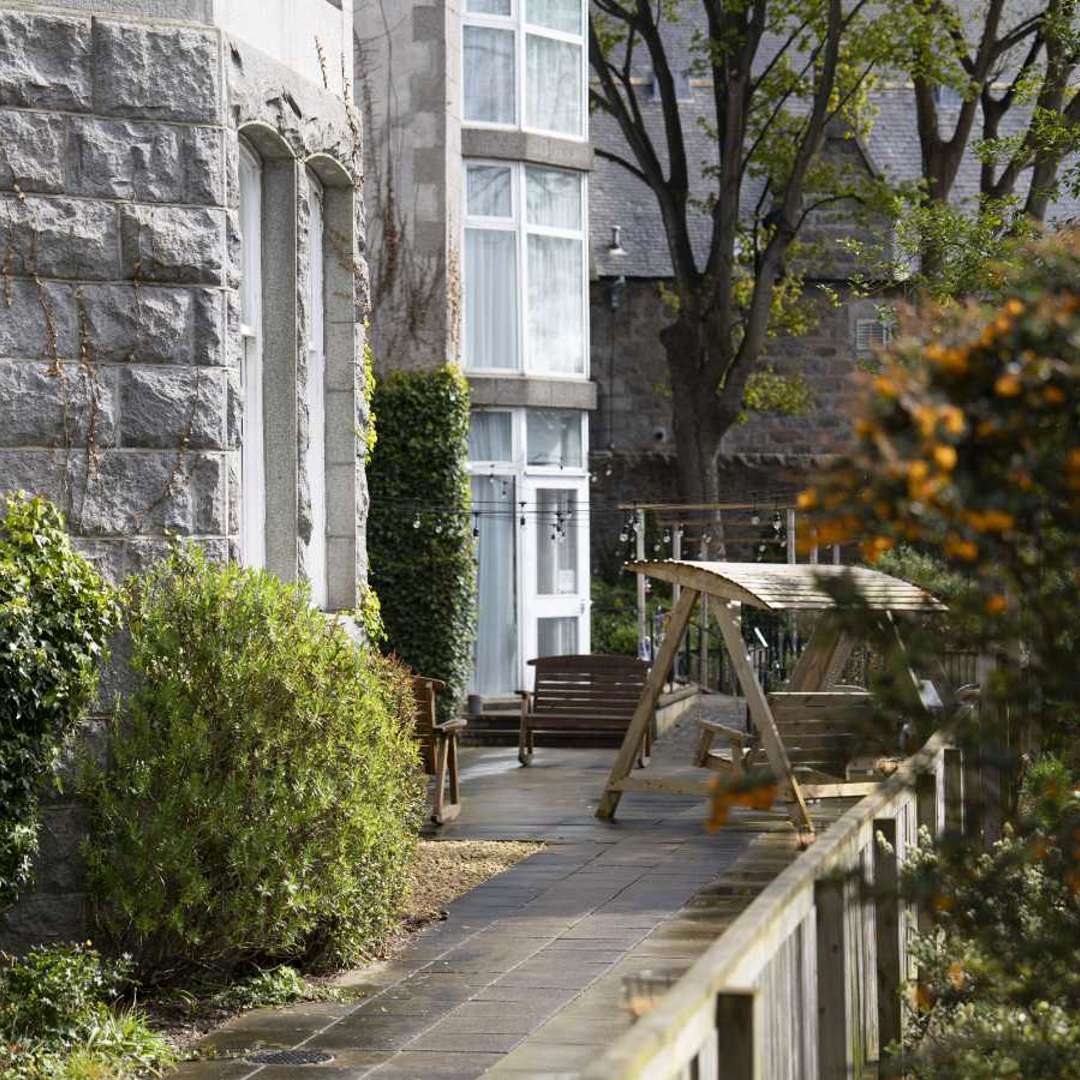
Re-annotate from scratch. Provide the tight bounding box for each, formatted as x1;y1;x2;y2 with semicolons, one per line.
581;730;968;1080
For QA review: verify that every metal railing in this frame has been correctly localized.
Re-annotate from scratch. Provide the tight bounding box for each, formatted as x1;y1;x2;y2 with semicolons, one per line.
581;729;976;1080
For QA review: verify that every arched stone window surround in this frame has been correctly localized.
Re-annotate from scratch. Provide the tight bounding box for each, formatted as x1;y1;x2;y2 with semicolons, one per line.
237;123;300;583
305;152;361;611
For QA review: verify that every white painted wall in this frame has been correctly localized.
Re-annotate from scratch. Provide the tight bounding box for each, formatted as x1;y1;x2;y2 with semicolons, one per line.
216;0;353;94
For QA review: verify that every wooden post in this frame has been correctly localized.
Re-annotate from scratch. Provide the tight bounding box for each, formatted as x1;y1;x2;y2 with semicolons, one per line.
874;818;902;1073
963;741;985;847
816;876;849;1080
715;991;756;1080
786;509;797;564
786;613;855;692
916;771;938;934
597;586;698;820
713;601;813;838
944;747;963;836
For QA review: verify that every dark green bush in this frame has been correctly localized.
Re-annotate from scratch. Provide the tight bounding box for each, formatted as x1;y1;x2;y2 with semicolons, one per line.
0;942;172;1080
0;493;119;910
367;365;476;722
81;546;424;977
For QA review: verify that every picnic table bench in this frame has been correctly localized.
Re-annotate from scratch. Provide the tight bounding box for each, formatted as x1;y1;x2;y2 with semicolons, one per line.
412;675;465;825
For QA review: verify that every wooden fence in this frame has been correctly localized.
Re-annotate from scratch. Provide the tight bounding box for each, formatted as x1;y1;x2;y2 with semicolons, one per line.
581;730;969;1080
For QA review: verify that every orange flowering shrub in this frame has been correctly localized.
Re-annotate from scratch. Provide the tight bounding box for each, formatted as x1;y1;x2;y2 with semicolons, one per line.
803;231;1080;749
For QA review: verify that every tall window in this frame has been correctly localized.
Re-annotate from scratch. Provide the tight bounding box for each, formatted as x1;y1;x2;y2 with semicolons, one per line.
238;143;266;569
463;0;585;138
464;161;586;375
305;174;329;608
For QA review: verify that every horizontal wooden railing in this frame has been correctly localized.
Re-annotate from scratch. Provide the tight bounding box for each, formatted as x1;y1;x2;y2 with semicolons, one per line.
582;730;967;1080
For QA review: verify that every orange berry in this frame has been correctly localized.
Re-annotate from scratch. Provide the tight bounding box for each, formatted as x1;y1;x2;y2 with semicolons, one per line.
933;445;957;470
986;594;1008;615
995;373;1022;397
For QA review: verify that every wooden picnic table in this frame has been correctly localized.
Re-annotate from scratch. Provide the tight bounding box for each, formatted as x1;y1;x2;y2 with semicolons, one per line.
596;561;946;841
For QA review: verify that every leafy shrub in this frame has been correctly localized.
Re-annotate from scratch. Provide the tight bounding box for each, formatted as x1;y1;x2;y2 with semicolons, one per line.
211;965;309;1009
367;366;476;722
0;943;173;1080
0;493;120;910
898;769;1080;1079
81;546;424;976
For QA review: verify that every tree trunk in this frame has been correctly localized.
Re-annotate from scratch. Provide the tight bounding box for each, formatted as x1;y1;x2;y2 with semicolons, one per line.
663;316;730;557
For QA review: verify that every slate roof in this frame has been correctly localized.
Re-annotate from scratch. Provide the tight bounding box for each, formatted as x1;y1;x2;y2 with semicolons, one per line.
589;17;1080;278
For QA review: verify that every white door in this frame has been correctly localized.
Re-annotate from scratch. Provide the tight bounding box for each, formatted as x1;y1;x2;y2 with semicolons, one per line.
521;477;590;687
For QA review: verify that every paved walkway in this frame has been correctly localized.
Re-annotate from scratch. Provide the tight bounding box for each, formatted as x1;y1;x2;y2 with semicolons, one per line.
174;705;848;1080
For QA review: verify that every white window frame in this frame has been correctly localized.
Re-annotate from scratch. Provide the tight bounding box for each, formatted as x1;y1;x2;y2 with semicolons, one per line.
462;0;588;142
306;172;329;608
238;141;266;570
462;160;589;379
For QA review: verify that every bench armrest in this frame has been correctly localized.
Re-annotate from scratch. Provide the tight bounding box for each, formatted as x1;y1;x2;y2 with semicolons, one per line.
434;717;467;733
699;718;750;748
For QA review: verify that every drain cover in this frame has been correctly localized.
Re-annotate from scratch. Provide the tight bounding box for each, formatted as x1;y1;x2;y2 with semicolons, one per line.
245;1049;334;1066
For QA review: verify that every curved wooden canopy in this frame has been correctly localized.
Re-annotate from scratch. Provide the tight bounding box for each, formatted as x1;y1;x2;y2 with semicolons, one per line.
626;560;945;612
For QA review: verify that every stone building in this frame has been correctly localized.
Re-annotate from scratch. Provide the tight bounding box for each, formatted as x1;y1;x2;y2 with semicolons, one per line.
0;0;367;948
356;0;597;700
587;70;1080;527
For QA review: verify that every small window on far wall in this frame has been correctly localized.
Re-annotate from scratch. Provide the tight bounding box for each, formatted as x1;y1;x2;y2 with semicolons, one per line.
527;410;582;468
855;318;891;360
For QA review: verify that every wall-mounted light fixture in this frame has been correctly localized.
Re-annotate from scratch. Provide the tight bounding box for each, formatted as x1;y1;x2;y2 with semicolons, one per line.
607;225;627;256
608;273;627;312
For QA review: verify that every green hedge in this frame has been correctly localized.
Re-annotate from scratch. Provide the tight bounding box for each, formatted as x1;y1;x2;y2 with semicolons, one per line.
367;366;476;723
81;546;424;976
0;493;119;911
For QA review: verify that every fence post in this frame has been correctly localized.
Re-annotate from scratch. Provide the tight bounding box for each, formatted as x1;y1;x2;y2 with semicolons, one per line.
816;876;849;1080
916;770;938;935
715;991;755;1080
874;818;902;1074
943;747;963;836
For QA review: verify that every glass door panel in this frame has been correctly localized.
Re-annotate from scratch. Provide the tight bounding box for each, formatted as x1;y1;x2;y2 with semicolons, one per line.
470;474;518;696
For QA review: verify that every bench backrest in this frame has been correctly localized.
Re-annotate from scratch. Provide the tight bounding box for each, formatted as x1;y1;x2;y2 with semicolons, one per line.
411;675;445;774
764;691;883;775
528;654;648;722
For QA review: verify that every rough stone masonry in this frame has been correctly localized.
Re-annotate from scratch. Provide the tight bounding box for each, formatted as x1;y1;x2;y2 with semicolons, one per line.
0;3;369;950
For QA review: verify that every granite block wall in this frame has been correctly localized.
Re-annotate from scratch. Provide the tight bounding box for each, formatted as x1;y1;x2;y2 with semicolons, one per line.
0;8;231;586
0;3;368;951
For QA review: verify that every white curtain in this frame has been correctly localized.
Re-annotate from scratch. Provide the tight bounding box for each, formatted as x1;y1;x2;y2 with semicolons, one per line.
464;26;515;124
526;410;581;467
527;234;583;373
526;167;580;228
468;165;513;217
468;0;511;12
526;0;582;33
469;411;513;461
538;617;578;657
525;34;581;135
466;229;518;369
471;476;518;695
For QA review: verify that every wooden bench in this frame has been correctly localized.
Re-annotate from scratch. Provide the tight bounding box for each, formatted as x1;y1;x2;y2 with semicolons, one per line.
412;676;465;825
518;654;650;766
695;690;894;795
